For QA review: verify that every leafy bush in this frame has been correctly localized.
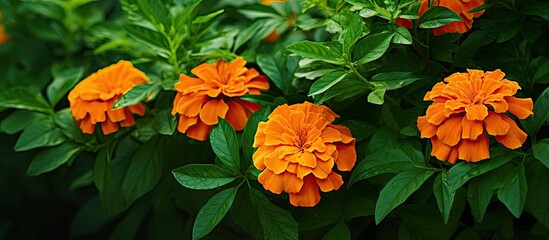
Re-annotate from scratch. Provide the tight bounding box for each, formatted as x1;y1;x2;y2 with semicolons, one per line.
1;0;548;239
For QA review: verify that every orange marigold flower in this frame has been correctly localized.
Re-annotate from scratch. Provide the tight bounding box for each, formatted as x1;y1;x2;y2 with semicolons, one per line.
0;11;9;44
261;0;285;5
417;69;533;164
68;60;149;135
397;0;485;36
253;102;356;207
172;57;269;141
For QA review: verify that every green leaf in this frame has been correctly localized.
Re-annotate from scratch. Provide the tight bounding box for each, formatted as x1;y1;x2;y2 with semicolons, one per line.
0;111;45;134
447;150;516;190
69;170;93;191
392;26;412;45
242;107;271;164
26;142;83;176
308;70;347;96
521;2;549;21
136;0;170;30
287;41;344;65
319;75;369;104
533;61;549;84
322;222;351;240
525;163;549;228
418;6;463;29
533;139;549;169
154;109;177;135
193;9;225;24
122;136;164;204
250;188;298;240
47;65;85;105
124;25;170;56
433;171;455;224
114;82;161;109
0;88;51;113
467;167;507;223
497;165;527;218
14;119;66;151
367;87;386;105
370;72;422;90
354;32;394;65
338;14;364;55
233;21;264;51
172;164;237;190
110;200;150;240
375;169;435;224
525;87;549;138
348;148;415;186
256;46;297;93
193;186;239;240
210;118;241;172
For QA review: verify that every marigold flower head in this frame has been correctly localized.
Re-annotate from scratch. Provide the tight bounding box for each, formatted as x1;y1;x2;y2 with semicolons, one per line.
68;60;149;135
253;102;356;207
172;57;269;141
417;69;533;164
0;11;9;45
397;0;485;36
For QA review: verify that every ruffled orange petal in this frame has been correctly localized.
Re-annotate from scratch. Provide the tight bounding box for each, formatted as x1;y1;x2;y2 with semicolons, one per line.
436;116;463;146
461;117;483;140
316;171;343;192
225;101;249;131
289;175;321;207
505;96;534;119
177;115;198;133
483;112;509;136
457;134;490;162
186;120;212;141
334;142;356;171
465;104;488;120
258;170;284;194
199;99;229;125
495;115;527;149
101;118;119;135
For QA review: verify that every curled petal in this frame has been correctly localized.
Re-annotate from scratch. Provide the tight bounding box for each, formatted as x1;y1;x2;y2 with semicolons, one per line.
457;134;490;162
483;112;510;136
465;104;488;121
289;175;321;207
505;96;534;119
436;117;463;146
316;172;343;192
495;115;528;149
461;118;483;140
199;99;229;125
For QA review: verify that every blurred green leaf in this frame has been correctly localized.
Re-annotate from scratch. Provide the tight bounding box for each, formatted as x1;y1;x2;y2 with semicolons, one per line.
122;136;164;204
375;169;435;224
69;170;93;191
47;65;85;106
193;186;239;240
14;119;66;152
497;164;527;218
521;2;549;21
172;164;237;190
322;222;350;240
418;6;462;29
0;88;51;113
124;25;170;56
250;188;298;240
367;86;386;105
0;111;45;134
193;9;225;24
354;32;394;65
210;118;241;172
533;61;549;84
26;142;82;176
287;41;344;65
136;0;170;30
154;109;177;135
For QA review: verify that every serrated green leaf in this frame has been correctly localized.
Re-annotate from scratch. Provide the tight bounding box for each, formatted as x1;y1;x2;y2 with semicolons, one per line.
26;142;82;176
250;188;298;240
354;32;394;65
497;165;527;218
136;0;169;30
14;119;66;151
122;136;164;204
418;6;463;29
287;41;344;65
124;25;170;56
47;65;85;105
210;118;241;172
375;169;435;224
193;186;239;240
172;164;237;190
0;87;51;113
433;171;455;224
308;70;347;96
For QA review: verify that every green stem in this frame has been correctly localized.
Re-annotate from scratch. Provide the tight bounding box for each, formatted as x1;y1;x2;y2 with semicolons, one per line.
348;62;375;90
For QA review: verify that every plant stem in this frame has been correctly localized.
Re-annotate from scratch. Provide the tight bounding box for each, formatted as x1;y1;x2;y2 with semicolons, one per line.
348;62;375;90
